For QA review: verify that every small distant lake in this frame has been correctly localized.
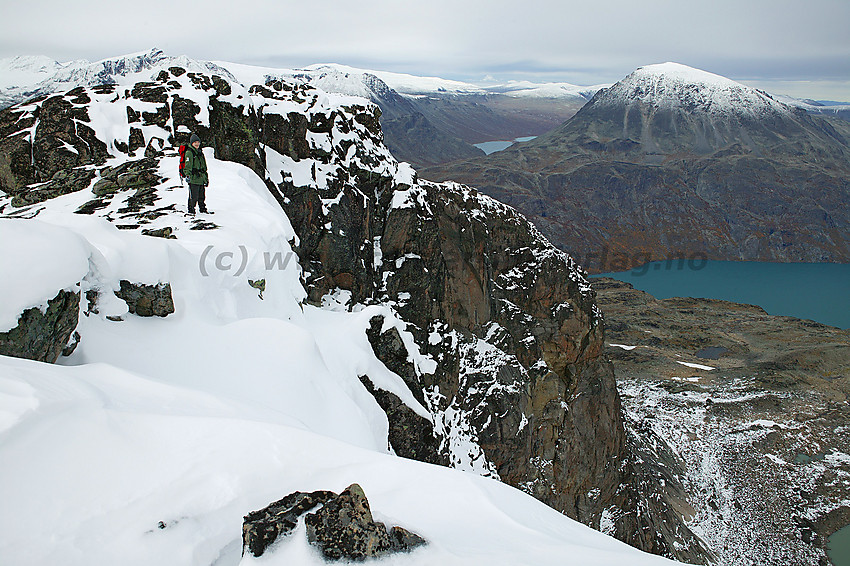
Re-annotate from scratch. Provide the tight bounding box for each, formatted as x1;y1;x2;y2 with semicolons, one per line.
593;260;850;329
829;523;850;566
474;136;536;155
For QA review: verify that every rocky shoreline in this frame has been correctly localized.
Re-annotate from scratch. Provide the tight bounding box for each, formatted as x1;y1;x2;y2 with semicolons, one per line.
593;277;850;566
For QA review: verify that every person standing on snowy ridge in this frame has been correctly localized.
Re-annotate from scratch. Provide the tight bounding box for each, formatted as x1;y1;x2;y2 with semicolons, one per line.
183;133;209;215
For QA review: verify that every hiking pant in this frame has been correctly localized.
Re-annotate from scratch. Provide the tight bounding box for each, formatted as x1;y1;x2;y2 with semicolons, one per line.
188;183;206;212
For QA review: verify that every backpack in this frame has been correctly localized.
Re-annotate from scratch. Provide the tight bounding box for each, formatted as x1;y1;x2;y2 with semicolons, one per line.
178;145;187;178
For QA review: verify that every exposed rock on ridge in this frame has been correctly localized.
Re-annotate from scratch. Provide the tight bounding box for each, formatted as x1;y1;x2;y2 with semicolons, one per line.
114;280;175;317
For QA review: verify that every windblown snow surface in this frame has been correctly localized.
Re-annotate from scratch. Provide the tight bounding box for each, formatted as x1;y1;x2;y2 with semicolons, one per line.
0;73;681;565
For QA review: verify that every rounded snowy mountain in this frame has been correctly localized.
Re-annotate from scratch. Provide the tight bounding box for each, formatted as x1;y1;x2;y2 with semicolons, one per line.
597;62;789;117
541;61;846;159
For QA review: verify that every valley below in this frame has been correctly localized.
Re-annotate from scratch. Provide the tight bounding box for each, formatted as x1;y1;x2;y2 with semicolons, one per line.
593;277;850;566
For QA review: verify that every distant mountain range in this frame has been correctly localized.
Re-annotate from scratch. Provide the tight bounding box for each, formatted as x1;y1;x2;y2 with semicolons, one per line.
0;48;850;189
0;49;600;169
2;49;847;173
215;61;604;168
424;62;850;271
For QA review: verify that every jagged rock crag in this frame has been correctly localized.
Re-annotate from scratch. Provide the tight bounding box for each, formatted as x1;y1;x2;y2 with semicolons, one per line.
0;69;708;563
256;97;710;560
284;169;710;563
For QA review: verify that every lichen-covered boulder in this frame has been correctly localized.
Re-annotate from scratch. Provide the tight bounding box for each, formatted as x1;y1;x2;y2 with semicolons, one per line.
242;484;425;560
242;490;336;558
304;484;426;561
0;288;80;363
114;280;174;317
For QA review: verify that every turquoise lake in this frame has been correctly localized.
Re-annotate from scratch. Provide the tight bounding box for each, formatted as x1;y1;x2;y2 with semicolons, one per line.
829;523;850;566
473;136;536;155
594;260;850;329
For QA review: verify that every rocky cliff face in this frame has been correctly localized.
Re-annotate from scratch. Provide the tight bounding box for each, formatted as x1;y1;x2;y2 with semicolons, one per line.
0;68;708;563
423;63;850;272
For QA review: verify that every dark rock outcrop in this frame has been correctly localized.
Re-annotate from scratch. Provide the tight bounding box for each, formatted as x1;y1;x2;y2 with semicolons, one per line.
0;91;108;201
242;484;426;560
359;374;445;465
114;280;174;317
0;288;80;363
242;490;335;557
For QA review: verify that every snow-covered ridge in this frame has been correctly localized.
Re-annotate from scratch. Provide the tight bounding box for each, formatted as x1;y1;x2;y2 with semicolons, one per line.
773;93;850;114
1;50;603;107
599;61;795;117
0;55;64;90
216;61;485;101
307;63;487;96
0;48;236;107
484;80;608;100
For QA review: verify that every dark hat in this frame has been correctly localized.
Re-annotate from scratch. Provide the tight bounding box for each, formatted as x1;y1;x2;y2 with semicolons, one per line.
189;133;201;145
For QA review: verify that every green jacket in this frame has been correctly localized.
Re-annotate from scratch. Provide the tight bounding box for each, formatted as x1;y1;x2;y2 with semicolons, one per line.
184;145;209;186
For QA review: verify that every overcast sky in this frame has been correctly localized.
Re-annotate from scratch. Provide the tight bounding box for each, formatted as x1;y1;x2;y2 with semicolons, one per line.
2;0;848;100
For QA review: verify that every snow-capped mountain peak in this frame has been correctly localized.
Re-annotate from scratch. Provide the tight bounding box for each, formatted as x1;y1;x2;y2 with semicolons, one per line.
600;61;792;117
0;55;64;90
634;62;742;89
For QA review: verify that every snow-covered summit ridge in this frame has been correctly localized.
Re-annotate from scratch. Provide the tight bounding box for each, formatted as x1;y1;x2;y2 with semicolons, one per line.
599;61;794;117
635;62;743;89
217;61;484;103
0;55;65;90
484;80;608;100
306;63;486;96
0;48;236;108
